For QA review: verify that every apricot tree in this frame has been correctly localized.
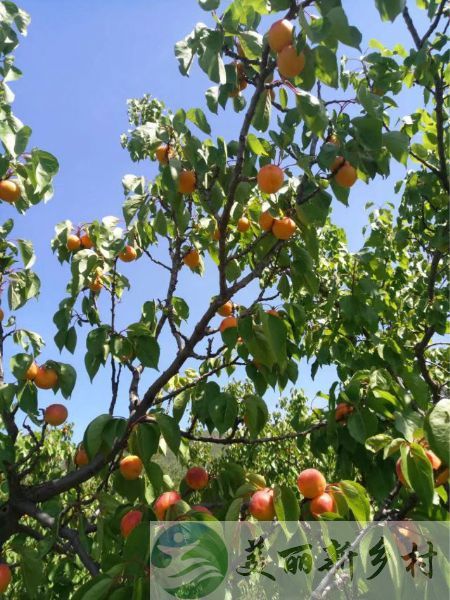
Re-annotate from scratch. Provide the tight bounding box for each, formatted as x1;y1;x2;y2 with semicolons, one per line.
0;0;449;597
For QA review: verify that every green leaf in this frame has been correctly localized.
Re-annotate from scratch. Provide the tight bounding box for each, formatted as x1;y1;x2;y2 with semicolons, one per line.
73;575;115;600
352;116;382;150
405;443;434;507
14;125;32;155
339;481;371;522
312;46;338;88
243;395;268;438
154;413;180;455
10;352;33;380
327;7;362;49
262;312;287;369
424;399;450;465
247;133;269;155
296;92;328;136
274;485;300;521
208;391;238;434
365;433;392;453
374;0;406;22
129;422;160;463
348;409;378;444
83;414;113;459
383;131;409;164
17;239;35;269
252;91;271;132
199;0;220;9
186;107;211;134
55;362;77;398
20;547;44;595
135;335;159;369
0;383;16;411
238;31;263;59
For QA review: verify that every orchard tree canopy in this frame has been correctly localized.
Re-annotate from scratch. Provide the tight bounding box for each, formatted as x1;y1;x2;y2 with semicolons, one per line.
0;0;449;597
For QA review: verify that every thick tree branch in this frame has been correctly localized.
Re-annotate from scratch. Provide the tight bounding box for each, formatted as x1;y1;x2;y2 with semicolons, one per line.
16;501;100;577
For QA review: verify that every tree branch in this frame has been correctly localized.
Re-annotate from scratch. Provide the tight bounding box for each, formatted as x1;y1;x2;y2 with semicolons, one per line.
16;500;100;577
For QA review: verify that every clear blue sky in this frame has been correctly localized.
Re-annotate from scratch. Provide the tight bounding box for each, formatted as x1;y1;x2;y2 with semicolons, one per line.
6;1;428;441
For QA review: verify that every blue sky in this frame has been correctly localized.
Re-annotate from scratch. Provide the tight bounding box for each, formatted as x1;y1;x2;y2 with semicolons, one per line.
6;1;429;440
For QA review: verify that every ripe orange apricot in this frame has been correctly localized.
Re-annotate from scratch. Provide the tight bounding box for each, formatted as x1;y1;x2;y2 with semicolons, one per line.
335;403;354;422
153;491;182;520
297;468;327;499
0;180;20;203
217;301;233;317
237;216;251;232
249;488;275;521
25;362;39;381
80;233;94;249
435;467;449;487
120;509;143;538
425;449;442;470
44;404;68;426
35;366;58;390
119;245;137;262
259;211;274;231
310;492;335;517
89;278;103;293
186;466;209;490
266;309;279;317
0;308;3;321
333;160;357;188
120;455;143;480
183;249;200;269
272;217;297;240
75;446;89;467
277;45;306;78
396;458;407;486
66;234;81;251
220;316;238;333
0;564;11;594
268;19;293;53
155;144;170;165
178;170;196;194
257;164;284;194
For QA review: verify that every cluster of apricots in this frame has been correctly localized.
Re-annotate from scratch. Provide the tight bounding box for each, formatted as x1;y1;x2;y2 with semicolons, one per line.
331;155;357;188
0;179;21;204
118;466;211;538
268;19;305;79
326;134;358;188
248;468;335;521
26;362;59;390
259;211;297;240
396;446;448;488
154;142;196;195
67;230;137;263
217;303;281;337
66;231;94;252
297;468;336;517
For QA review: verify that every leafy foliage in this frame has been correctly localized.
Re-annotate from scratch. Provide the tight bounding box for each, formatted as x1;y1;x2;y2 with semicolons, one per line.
0;0;448;597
